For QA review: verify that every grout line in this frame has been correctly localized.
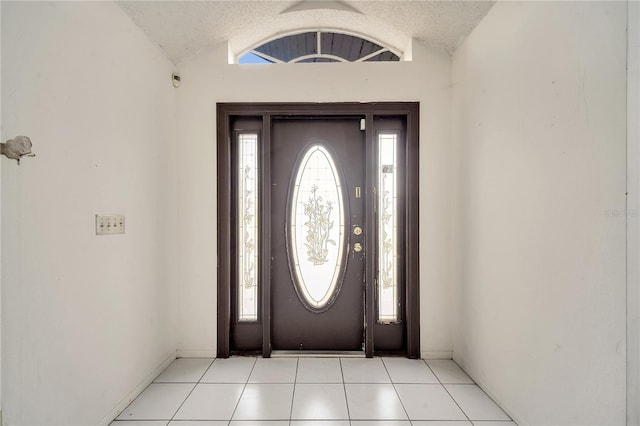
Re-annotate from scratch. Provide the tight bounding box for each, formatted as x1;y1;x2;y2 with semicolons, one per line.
197;358;216;382
451;359;477;385
440;387;472;421
451;383;513;422
423;358;439;380
381;357;411;422
446;360;513;422
425;359;476;384
227;356;258;425
227;381;343;384
163;382;199;424
423;359;473;423
163;358;216;423
288;357;300;425
121;356;516;425
339;358;352;422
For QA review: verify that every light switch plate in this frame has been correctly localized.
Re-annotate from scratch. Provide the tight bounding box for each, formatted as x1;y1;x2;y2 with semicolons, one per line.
96;214;125;235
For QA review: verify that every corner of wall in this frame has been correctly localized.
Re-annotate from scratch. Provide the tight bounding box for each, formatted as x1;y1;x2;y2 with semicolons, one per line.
627;1;640;424
227;40;235;64
98;350;176;426
403;38;413;62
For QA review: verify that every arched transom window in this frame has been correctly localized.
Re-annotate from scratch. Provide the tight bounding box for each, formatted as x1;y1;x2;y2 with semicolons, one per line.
239;31;401;64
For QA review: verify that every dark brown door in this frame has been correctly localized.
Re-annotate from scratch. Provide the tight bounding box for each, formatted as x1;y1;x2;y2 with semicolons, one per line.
271;117;365;351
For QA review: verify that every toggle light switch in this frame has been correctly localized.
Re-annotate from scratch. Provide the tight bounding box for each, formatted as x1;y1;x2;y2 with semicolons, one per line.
95;214;125;235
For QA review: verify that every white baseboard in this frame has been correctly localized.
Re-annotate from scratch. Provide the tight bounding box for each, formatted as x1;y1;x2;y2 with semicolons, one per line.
98;350;176;426
176;350;216;358
421;350;453;359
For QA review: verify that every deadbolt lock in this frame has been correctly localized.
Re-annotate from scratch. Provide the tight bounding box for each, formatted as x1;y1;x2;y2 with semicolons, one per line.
353;242;363;253
353;226;363;236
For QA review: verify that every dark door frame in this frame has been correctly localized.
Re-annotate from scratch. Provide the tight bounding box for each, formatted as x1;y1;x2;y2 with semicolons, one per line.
216;102;420;358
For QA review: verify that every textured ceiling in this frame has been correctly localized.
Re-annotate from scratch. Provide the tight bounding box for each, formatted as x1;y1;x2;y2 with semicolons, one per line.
117;0;495;65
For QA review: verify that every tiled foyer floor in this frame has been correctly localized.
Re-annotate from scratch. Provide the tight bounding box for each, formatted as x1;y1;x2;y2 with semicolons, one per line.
111;357;517;426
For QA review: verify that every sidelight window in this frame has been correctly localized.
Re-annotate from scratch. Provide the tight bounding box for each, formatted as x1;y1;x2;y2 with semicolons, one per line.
237;133;259;321
377;132;399;322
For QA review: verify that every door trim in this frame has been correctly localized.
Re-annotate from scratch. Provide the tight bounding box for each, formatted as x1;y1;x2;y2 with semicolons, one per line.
216;102;420;358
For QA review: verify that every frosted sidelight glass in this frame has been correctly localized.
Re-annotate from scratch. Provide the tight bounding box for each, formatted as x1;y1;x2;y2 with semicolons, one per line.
378;133;399;322
238;133;259;321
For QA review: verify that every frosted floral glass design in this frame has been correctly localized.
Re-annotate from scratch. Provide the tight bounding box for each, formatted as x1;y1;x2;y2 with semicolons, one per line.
378;133;399;322
290;145;345;310
238;133;258;321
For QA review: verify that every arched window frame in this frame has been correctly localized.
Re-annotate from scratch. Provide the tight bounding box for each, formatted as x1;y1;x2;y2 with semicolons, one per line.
236;28;404;64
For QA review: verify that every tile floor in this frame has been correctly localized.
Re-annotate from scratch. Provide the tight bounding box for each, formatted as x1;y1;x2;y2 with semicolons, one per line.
111;357;517;426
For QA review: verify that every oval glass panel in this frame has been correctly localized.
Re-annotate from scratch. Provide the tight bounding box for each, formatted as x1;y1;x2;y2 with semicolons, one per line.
289;144;345;311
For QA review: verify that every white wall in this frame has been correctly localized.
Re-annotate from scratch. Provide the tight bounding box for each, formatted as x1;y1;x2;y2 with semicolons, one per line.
629;2;640;424
451;2;627;425
175;40;453;358
1;2;178;425
0;2;3;418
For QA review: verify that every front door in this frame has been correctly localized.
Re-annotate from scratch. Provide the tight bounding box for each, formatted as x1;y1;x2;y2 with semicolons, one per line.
271;118;365;351
218;103;421;358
